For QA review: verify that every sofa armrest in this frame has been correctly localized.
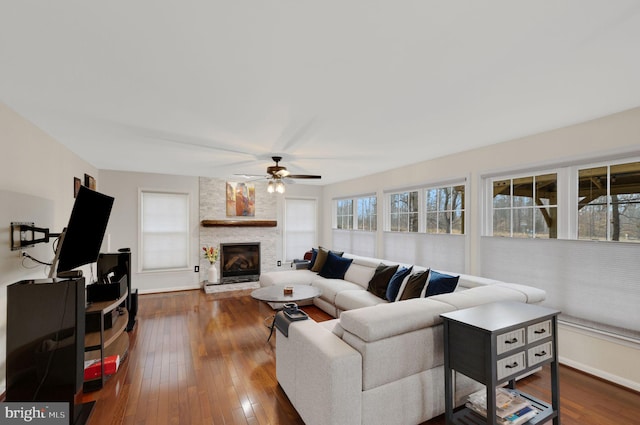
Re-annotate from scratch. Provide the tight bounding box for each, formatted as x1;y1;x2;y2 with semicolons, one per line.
291;259;311;269
276;319;362;425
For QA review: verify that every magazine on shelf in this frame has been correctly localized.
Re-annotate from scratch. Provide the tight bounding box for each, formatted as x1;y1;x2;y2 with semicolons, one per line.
466;388;538;424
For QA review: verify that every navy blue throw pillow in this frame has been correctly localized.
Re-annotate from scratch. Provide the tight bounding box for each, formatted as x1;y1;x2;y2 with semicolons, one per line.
308;248;318;269
386;266;413;302
425;270;459;297
319;251;353;279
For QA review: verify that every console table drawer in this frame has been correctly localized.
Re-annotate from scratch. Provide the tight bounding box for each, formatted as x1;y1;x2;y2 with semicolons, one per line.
528;319;552;342
497;328;525;354
528;341;553;367
497;351;526;380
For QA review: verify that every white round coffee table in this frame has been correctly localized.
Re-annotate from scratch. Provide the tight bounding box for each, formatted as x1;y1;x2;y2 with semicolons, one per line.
251;285;322;341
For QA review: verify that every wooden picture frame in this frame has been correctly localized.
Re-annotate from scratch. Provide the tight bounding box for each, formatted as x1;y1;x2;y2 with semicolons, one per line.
84;173;96;190
74;177;82;198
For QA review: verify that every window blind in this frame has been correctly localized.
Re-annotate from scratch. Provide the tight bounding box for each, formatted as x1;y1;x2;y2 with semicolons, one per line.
284;198;317;261
382;232;465;272
332;229;376;257
140;191;189;271
480;236;640;339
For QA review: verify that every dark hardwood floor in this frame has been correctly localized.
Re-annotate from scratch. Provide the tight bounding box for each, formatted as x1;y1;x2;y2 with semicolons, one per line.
81;289;640;425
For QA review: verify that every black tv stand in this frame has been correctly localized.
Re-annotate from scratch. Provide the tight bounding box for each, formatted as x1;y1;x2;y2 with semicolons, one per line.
6;278;94;425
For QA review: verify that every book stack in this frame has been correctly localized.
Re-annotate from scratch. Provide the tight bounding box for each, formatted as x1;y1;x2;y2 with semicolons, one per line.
466;388;538;425
84;355;121;380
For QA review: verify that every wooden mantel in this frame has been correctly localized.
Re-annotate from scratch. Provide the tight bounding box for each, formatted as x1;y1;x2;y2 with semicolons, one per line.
201;219;277;227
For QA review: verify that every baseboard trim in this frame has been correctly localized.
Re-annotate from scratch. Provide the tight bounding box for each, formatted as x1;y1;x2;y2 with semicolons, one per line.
137;284;202;295
559;356;640;393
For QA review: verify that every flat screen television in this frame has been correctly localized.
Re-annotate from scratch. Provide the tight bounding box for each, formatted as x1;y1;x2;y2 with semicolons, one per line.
52;185;114;276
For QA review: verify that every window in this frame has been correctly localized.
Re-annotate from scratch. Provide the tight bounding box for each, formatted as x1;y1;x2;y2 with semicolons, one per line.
426;185;465;234
284;198;317;261
492;173;558;238
578;161;640;242
140;191;189;271
334;196;378;231
389;191;419;232
357;196;377;231
333;195;377;257
336;199;353;229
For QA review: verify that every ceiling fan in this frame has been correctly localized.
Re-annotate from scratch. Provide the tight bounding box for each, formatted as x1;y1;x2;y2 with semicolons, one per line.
264;156;321;193
266;156;321;180
238;156;321;193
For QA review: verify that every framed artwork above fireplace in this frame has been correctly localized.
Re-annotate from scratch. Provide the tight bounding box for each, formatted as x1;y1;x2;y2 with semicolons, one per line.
226;182;255;217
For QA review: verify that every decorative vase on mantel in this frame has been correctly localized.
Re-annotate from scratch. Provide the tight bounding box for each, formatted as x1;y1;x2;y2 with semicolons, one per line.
207;262;219;284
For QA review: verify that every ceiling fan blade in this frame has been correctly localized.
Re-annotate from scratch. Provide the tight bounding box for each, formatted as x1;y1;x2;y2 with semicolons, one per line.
275;169;291;178
288;174;322;179
233;173;267;179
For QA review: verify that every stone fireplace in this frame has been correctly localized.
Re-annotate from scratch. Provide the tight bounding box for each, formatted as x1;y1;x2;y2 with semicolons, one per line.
199;177;278;289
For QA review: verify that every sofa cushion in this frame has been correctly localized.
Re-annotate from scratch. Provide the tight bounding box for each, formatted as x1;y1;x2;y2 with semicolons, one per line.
319;252;353;279
343;261;378;289
312;278;363;305
335;290;389;312
367;263;399;299
424;270;459;297
399;270;431;300
386;266;413;302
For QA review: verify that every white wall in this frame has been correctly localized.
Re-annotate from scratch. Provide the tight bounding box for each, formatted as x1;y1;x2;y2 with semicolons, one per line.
0;101;99;394
199;177;324;278
99;174;324;291
98;170;201;294
320;106;640;390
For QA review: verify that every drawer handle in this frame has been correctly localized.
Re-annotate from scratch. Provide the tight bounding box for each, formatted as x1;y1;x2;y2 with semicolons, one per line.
504;338;519;344
534;329;547;335
505;362;519;369
535;351;547;357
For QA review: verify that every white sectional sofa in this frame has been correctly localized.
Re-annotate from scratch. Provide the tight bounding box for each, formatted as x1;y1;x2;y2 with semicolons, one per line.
259;253;546;425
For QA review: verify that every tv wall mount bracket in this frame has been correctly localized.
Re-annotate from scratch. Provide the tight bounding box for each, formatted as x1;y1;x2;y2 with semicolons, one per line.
10;222;61;250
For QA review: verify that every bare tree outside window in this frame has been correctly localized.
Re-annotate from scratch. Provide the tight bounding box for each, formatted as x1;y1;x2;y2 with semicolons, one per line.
578;162;640;242
336;199;353;230
426;185;465;234
492;174;557;238
357;196;377;231
390;191;419;232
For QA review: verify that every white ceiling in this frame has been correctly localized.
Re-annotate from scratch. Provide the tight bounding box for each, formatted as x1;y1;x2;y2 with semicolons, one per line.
2;1;640;185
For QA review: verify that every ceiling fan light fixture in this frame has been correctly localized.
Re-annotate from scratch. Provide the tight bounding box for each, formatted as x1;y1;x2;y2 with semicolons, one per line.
275;180;285;194
267;180;275;193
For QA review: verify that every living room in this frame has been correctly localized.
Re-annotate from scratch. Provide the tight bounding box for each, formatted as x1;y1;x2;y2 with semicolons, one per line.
2;2;640;424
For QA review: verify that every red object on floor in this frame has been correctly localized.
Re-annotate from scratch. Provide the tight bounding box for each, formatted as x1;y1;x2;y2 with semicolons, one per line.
84;355;120;380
